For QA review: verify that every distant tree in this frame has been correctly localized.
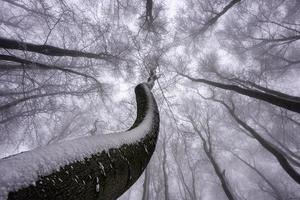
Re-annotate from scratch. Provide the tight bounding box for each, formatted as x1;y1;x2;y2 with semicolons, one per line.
1;0;300;199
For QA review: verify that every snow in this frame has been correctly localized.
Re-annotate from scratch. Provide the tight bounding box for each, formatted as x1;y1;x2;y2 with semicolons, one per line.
96;184;100;193
0;83;156;200
96;176;100;192
143;145;149;154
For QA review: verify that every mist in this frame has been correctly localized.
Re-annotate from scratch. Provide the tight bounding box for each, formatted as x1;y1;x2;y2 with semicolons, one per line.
0;0;300;199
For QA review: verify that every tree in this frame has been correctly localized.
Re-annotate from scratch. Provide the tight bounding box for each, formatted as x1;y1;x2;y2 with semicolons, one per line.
0;80;160;200
188;115;236;200
1;0;300;199
201;93;300;184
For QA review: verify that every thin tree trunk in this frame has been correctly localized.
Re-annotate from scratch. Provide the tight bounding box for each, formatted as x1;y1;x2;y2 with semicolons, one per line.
162;137;170;200
0;88;99;112
142;167;150;200
0;37;115;60
1;0;54;18
228;78;300;102
231;152;283;200
190;121;236;200
204;147;235;200
193;0;241;35
180;73;300;114
0;54;101;85
215;99;300;185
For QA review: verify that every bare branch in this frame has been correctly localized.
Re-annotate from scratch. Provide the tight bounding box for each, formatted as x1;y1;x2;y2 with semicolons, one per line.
0;54;102;87
0;37;117;60
179;73;300;114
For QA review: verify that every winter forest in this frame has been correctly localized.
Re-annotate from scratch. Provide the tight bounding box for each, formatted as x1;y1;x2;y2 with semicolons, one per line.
0;0;300;199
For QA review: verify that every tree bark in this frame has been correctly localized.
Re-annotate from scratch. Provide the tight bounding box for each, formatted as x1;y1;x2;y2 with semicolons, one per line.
0;82;160;200
146;0;153;23
223;77;300;102
0;37;115;60
180;73;300;114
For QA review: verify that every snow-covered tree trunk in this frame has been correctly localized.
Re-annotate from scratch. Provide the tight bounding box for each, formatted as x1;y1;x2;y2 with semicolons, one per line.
0;82;160;200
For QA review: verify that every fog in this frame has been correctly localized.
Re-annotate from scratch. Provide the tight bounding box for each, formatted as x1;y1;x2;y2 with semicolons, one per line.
0;0;300;199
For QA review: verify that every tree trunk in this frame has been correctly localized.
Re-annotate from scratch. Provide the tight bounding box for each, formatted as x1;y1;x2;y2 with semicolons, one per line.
218;100;300;185
190;120;236;200
180;73;300;114
0;37;113;60
162;136;170;200
0;82;160;200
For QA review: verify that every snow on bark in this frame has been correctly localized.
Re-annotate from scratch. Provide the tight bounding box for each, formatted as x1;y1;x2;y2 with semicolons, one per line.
0;82;160;200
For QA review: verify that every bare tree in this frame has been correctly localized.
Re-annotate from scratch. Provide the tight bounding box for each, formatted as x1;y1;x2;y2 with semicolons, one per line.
187;114;236;200
1;0;300;199
230;151;284;200
178;72;300;114
198;92;300;185
0;78;160;200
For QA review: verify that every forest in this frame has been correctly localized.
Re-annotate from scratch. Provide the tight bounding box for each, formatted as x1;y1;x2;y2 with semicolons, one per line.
0;0;300;199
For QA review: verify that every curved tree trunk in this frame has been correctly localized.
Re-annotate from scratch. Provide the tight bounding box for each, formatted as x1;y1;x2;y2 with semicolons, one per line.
0;82;160;200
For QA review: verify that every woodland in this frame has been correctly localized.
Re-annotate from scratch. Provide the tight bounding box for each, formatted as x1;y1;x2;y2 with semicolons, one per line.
0;0;300;199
